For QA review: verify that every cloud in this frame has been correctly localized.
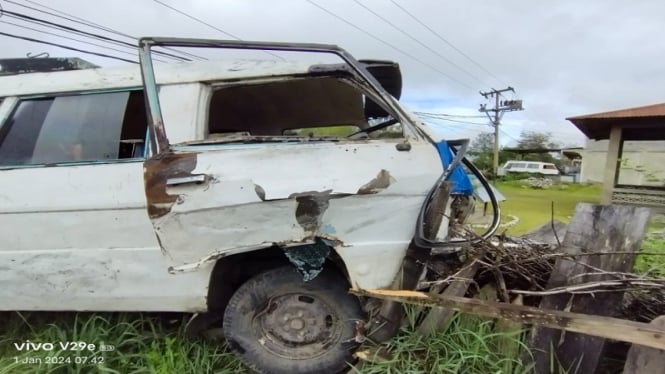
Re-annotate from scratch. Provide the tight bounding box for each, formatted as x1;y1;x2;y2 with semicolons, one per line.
2;0;663;149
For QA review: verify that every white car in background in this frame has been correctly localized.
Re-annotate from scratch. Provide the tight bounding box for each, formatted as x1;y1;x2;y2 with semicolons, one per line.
502;160;560;175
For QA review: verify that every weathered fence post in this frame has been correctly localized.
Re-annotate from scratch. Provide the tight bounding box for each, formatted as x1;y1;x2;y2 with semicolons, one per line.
623;315;665;374
528;203;651;374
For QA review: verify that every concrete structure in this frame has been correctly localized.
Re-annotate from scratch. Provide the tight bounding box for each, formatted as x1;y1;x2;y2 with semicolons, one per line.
579;140;665;185
568;103;665;209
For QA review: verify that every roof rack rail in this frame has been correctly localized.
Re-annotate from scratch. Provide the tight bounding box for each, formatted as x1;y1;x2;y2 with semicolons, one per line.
0;57;99;76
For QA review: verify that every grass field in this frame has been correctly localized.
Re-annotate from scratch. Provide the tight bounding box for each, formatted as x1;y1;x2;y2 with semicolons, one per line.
3;180;663;373
494;180;602;235
0;310;531;374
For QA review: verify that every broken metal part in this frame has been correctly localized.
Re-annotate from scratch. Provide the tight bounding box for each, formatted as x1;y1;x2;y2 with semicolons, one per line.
254;184;266;201
283;240;331;281
357;169;394;194
0;57;98;76
294;194;331;232
291;190;350;234
395;142;411;151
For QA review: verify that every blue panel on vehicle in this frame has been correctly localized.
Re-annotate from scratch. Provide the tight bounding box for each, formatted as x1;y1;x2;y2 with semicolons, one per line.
435;141;474;196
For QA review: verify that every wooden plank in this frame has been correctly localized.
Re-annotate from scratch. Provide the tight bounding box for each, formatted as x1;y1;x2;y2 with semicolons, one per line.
529;203;651;374
350;288;665;351
495;294;524;367
623;315;665;374
416;261;479;335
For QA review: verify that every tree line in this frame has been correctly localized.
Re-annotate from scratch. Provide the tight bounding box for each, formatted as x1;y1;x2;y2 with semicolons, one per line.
468;131;561;175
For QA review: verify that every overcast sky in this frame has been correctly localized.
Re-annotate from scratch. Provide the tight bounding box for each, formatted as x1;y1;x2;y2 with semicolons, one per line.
2;0;664;147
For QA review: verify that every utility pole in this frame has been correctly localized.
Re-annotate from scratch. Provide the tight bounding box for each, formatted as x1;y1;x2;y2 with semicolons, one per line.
479;87;524;177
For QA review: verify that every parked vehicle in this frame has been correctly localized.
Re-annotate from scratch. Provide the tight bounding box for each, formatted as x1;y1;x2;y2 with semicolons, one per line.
502;160;560;175
0;38;497;373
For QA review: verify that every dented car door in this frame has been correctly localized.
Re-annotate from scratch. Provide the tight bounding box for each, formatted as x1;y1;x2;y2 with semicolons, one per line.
138;38;442;290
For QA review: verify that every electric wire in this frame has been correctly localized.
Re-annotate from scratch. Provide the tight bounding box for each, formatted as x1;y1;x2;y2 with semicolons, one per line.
499;128;521;143
1;9;192;62
307;0;475;90
414;111;487;119
389;0;509;87
0;19;171;63
417;114;491;127
150;0;284;61
1;11;142;54
0;31;138;64
352;0;488;87
5;0;207;61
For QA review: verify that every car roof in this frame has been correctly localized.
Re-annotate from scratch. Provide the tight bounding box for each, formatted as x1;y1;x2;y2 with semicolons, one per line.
0;59;319;97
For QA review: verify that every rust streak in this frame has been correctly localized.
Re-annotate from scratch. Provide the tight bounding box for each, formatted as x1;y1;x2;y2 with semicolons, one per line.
143;152;198;219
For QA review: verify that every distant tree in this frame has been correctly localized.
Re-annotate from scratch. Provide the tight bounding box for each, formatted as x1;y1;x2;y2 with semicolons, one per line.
516;131;559;163
517;131;558;150
468;132;518;175
469;132;494;155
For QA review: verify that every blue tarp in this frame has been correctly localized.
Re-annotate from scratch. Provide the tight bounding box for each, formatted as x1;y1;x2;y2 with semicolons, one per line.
434;140;474;196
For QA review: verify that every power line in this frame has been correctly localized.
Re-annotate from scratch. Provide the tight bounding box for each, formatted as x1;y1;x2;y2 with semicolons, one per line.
416;114;491;126
0;31;138;64
421;120;490;136
499;128;521;143
352;0;487;87
1;9;191;62
151;0;241;39
150;0;284;61
389;0;509;87
0;19;170;63
6;0;207;61
306;0;474;90
413;111;487;119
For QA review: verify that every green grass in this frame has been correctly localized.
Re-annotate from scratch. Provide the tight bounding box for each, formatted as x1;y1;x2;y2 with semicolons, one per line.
494;180;602;235
354;309;531;374
634;235;665;277
0;312;245;374
0;309;532;374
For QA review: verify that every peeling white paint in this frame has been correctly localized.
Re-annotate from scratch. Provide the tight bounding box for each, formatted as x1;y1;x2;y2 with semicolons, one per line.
153;141;441;289
1;51;446;313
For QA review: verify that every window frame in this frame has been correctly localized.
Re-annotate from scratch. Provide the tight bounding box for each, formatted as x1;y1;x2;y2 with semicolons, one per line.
0;88;150;170
201;74;407;143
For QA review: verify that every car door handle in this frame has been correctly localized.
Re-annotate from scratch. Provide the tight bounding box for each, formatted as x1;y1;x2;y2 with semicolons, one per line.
166;175;207;186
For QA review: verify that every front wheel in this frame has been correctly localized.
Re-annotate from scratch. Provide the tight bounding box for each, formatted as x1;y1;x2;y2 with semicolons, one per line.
223;266;364;374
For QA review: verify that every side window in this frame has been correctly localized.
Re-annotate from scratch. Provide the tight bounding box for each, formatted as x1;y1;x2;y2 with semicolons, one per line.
527;163;539;169
0;91;147;166
206;76;402;140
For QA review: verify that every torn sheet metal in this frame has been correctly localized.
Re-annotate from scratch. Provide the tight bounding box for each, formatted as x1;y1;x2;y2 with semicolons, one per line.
144;137;442;289
283;240;331;281
357;169;395;194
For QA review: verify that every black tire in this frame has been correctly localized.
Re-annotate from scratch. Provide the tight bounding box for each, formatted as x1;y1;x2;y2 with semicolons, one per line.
223;266;364;374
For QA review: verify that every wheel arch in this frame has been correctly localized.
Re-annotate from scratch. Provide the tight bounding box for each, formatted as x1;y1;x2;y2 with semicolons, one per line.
206;242;352;313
